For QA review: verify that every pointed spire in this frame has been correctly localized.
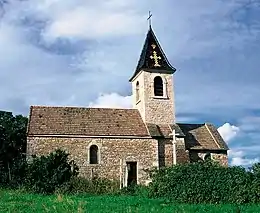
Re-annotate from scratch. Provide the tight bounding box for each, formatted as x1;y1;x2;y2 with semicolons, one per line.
129;27;176;82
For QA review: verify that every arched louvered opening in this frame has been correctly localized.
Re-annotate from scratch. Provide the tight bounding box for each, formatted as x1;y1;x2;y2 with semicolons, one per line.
89;145;99;164
136;81;140;102
154;76;163;96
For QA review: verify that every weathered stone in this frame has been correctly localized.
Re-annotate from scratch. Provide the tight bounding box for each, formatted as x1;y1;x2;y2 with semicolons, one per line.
27;136;228;185
132;71;175;124
158;139;173;167
27;136;158;185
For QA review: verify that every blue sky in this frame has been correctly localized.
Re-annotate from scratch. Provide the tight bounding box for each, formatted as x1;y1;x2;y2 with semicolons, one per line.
0;0;260;167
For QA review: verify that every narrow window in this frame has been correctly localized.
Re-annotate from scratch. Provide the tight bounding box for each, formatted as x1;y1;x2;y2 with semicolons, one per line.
90;145;98;164
136;81;140;102
154;76;163;96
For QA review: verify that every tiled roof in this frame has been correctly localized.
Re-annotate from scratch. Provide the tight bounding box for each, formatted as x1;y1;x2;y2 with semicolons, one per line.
205;123;229;150
146;123;185;138
129;26;176;81
146;122;228;150
177;123;229;150
27;106;150;137
27;106;228;150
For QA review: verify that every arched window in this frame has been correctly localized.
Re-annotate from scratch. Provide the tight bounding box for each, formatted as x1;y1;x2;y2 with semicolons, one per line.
89;145;98;164
204;153;211;161
154;76;163;96
136;81;140;102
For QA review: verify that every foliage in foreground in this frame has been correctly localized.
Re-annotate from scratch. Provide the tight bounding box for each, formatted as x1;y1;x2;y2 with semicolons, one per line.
26;149;79;194
56;176;120;195
2;109;260;205
1;188;260;213
0;111;28;185
149;160;260;204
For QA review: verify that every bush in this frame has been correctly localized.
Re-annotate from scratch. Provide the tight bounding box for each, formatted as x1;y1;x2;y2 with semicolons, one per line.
149;161;258;204
119;184;150;197
26;149;78;194
56;176;120;195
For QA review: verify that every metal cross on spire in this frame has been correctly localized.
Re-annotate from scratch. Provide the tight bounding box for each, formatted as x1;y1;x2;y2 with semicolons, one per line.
147;11;152;28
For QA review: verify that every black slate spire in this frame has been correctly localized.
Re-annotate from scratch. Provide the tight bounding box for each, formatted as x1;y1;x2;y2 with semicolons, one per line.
129;26;176;82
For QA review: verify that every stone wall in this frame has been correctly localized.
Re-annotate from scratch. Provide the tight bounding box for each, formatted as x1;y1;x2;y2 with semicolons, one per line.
27;135;228;186
158;138;190;167
158;139;173;167
27;136;158;185
189;150;228;166
211;153;228;167
132;72;145;119
175;138;190;164
131;70;175;124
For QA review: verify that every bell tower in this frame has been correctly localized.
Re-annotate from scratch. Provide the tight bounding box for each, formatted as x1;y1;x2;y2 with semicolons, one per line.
129;26;176;124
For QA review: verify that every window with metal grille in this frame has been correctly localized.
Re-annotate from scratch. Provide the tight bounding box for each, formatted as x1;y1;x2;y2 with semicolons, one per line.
89;145;98;164
154;76;163;96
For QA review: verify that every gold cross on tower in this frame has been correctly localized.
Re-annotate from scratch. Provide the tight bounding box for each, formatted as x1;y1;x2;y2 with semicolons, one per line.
150;44;161;67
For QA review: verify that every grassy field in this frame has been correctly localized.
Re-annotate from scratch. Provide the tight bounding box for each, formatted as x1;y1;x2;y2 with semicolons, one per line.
0;189;260;213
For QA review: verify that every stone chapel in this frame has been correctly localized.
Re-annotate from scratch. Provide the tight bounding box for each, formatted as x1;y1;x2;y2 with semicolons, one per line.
26;26;229;186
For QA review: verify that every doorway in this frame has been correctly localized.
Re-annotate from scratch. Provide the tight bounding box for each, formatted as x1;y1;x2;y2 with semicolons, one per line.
126;162;137;186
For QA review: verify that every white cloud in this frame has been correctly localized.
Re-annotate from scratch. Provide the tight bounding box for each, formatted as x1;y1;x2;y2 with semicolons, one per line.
15;0;146;42
218;123;240;142
89;93;132;109
228;149;259;166
0;0;144;114
238;116;260;132
44;8;145;41
0;0;259;117
0;0;259;169
0;1;259;127
232;157;259;167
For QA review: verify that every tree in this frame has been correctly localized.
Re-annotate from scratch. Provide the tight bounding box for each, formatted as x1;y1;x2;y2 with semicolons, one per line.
251;162;260;177
0;110;28;184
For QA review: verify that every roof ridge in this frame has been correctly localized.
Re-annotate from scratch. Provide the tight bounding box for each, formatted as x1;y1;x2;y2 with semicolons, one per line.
26;106;33;135
30;105;135;110
204;123;221;149
143;122;153;137
150;28;176;71
176;122;205;125
168;124;173;132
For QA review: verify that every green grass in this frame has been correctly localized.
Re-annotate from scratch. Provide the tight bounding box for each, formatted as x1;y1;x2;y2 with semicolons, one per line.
0;189;260;213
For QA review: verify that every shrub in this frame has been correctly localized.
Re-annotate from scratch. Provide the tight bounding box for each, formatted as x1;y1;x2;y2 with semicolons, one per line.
120;184;150;197
26;149;78;194
56;176;120;195
149;161;258;204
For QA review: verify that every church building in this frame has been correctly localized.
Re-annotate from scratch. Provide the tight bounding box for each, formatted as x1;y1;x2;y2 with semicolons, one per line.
26;26;229;186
